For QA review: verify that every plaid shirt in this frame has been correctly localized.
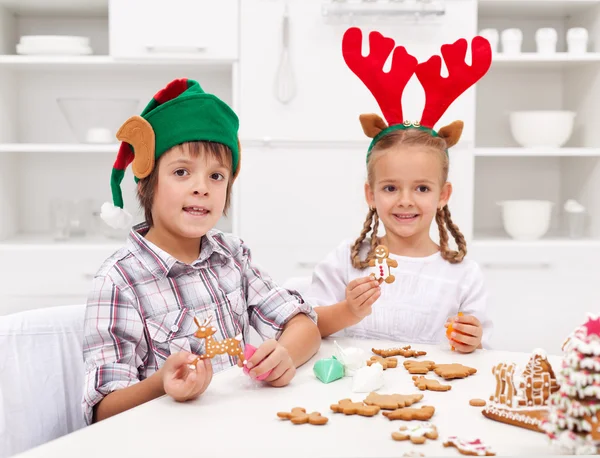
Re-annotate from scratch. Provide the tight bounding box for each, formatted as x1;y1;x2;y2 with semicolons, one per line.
82;223;316;425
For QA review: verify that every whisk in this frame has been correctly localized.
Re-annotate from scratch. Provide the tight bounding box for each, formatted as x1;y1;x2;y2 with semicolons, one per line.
274;1;297;104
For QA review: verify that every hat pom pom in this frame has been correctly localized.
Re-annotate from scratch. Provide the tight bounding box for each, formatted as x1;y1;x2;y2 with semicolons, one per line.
101;202;133;230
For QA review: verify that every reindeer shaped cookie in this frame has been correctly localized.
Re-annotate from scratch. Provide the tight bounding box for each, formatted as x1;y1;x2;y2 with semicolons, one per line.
368;245;397;284
194;315;245;367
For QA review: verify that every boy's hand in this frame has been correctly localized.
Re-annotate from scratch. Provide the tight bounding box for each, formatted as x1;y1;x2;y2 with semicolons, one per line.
161;352;213;402
345;276;381;318
444;314;483;353
246;339;295;387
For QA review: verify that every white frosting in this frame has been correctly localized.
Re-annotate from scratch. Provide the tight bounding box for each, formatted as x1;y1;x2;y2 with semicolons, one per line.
444;436;494;455
483;403;544;426
400;422;436;437
352;363;384;393
334;341;366;376
548;393;600;418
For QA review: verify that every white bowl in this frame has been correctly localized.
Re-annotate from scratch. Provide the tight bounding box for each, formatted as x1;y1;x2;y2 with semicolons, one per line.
509;111;576;148
498;200;553;240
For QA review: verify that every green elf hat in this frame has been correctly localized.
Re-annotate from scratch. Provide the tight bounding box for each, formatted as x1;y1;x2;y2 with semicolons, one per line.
101;78;241;229
341;27;492;162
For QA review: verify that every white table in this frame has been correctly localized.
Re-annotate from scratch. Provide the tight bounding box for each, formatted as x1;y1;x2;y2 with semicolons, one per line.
17;338;564;457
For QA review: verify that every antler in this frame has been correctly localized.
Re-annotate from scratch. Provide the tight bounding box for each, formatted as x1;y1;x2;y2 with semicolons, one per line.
416;36;492;128
342;27;418;126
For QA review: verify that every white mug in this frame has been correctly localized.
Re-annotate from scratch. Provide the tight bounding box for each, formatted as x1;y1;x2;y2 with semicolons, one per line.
501;28;523;55
535;28;558;54
567;27;588;54
479;28;499;53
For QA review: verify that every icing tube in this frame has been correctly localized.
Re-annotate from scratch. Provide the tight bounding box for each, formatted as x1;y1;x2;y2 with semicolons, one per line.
243;344;273;381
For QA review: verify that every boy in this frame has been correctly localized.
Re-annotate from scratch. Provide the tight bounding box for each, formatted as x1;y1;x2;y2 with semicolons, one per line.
83;78;320;425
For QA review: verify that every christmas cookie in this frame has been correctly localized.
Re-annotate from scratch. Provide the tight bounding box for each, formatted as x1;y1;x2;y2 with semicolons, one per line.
392;422;438;444
404;360;436;374
443;436;495;456
433;363;477;380
368;245;398;284
412;375;451;392
372;345;427;358
368;356;398;369
383;405;435;421
470;399;486;407
364;392;423;410
331;399;381;417
277;408;328;425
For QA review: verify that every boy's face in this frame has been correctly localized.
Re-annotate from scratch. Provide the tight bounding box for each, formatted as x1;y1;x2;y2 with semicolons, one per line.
150;145;230;239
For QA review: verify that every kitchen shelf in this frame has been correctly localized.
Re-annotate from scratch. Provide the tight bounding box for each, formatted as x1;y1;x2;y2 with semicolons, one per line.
0;55;235;71
474;147;600;157
478;0;600;18
491;53;600;68
322;1;445;17
472;231;600;247
0;0;107;16
0;143;117;154
0;233;123;250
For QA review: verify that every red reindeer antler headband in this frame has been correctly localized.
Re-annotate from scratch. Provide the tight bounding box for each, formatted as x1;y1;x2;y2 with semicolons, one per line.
342;27;492;157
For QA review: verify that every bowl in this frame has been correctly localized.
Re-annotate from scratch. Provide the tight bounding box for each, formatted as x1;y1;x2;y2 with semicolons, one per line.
498;200;554;240
57;98;140;144
509;111;576;148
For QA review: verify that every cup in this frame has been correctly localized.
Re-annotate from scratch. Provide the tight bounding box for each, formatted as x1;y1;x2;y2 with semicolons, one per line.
501;28;523;55
479;28;499;53
50;199;71;241
536;28;558;54
567;211;587;239
567;27;588;54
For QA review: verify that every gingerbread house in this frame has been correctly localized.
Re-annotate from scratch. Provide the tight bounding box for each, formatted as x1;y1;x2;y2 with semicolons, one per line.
482;348;560;433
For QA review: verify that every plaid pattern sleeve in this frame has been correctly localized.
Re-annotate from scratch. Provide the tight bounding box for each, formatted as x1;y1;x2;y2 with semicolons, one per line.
239;241;317;340
82;274;146;425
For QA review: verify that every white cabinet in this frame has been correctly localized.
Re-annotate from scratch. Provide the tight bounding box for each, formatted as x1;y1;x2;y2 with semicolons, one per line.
239;0;478;142
109;0;239;61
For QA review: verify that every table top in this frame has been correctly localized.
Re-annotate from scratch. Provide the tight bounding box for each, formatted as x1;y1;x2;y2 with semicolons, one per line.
18;337;565;457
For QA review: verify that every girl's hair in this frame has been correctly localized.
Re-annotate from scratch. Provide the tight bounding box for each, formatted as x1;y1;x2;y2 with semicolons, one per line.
351;128;467;268
137;141;233;227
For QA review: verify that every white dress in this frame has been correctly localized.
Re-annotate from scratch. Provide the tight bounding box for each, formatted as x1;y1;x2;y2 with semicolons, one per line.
304;239;493;348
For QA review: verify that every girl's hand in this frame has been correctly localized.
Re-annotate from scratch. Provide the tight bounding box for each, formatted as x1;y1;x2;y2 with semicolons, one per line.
161;352;213;402
345;276;381;318
445;314;483;353
247;339;296;387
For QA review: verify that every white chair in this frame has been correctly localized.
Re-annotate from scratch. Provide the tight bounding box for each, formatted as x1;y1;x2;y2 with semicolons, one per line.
0;304;87;458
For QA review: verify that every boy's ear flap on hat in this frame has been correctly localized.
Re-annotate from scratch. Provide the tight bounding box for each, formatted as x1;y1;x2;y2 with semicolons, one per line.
117;115;156;179
359;113;389;139
437;120;464;148
232;138;242;180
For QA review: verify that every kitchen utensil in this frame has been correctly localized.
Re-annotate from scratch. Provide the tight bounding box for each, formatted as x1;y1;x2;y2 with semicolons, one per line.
501;28;523;54
50;199;71;241
274;1;297;104
498;200;553;241
567;28;589;54
509;111;576;148
564;199;587;239
535;28;558;54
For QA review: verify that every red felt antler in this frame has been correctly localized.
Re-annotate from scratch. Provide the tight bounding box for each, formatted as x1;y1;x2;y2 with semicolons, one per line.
342;27;418;126
416;36;492;128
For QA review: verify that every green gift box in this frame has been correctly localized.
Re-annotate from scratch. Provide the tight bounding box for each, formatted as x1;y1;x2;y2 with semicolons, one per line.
313;356;345;383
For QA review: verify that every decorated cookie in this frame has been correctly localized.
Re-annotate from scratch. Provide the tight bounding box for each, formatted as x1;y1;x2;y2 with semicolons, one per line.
331;399;381;417
383;405;435;421
443;436;495;456
392;422;439;444
364;392;424;410
433;363;477;380
372;345;427;358
403;452;425;457
470;399;486;407
412;375;451;392
194;315;245;367
368;245;398;284
277;407;329;425
404;360;436;374
368;356;398;369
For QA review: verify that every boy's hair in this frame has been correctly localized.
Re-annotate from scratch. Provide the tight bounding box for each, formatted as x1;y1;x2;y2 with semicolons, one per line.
137;141;233;227
351;128;467;268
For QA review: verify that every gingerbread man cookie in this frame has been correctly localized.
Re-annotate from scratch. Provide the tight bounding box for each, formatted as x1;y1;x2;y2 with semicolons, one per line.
372;345;427;358
412;375;452;392
383;405;435;421
403;360;436;374
433;363;477;380
330;399;380;417
364;392;423;410
277;407;328;425
368;356;398;369
392;422;439;444
368;245;398;284
194;315;245;367
443;436;495;456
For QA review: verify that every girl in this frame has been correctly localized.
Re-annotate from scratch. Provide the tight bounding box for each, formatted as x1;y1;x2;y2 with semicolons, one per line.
305;28;493;352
